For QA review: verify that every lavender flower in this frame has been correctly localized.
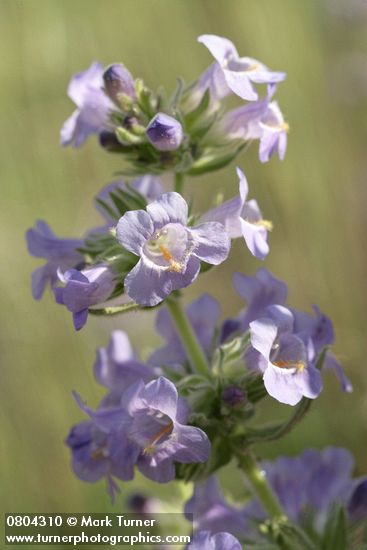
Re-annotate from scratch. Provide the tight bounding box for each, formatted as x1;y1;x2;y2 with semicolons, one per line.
116;192;230;306
187;531;242;550
54;264;116;330
124;377;210;482
69;377;210;488
292;305;352;393
247;305;323;405
26;220;83;300
218;88;288;162
103;63;136;104
94;330;154;403
65;419;135;502
61;62;114;147
149;294;220;367
202;167;272;260
146;113;184;151
185;63;230;112
253;447;366;528
198;34;286;101
258;101;288;162
234;268;288;328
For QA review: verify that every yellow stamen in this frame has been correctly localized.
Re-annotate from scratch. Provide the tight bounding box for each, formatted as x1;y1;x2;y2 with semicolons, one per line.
143;421;174;455
91;447;108;460
273;360;305;371
281;122;290;133
253;219;273;231
159;245;184;273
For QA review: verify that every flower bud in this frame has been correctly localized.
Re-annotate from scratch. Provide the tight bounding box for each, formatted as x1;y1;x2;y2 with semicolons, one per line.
103;64;135;104
221;385;246;408
146;113;184;151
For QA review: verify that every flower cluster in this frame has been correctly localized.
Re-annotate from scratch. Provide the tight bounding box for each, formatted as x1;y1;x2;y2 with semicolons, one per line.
186;447;367;547
27;33;364;550
60;34;288;175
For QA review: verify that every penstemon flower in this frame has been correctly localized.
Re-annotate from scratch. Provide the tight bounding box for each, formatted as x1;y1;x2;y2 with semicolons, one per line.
202;168;272;260
26;221;83;300
61;62;115;147
116;192;230;306
198;34;286;101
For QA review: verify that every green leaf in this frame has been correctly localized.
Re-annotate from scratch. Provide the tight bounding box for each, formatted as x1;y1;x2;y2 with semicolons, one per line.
170;77;186;109
321;504;348;550
116;126;144;145
212;332;250;376
188;144;245;176
184;89;210;128
243;397;312;445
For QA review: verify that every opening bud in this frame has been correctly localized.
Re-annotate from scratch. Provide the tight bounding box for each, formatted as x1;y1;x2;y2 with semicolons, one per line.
103;63;136;104
221;385;246;408
146;112;184;151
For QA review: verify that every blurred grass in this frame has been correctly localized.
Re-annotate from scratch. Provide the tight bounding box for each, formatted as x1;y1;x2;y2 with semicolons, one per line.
1;0;367;544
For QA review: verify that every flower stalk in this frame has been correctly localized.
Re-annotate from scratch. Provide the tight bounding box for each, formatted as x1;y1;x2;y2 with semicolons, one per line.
237;451;285;519
166;296;211;378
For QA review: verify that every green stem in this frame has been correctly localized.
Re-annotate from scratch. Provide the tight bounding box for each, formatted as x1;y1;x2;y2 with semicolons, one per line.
174;172;184;194
237;451;285;519
166;297;210;378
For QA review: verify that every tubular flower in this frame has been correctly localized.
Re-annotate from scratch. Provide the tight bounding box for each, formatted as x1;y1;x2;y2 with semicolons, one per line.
202;167;272;260
247;305;323;405
198;34;286;101
61;62;114;147
26;220;83;300
54;264;116;330
116;192;230;306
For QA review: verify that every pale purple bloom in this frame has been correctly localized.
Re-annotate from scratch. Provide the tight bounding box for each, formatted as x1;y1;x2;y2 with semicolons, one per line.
26;220;83;300
186;63;230;112
247;305;323;405
185;477;252;538
94;330;155;404
198;34;286;101
124;377;210;482
73;377;210;485
187;531;242;550
54;264;116;330
250;447;366;529
95;175;164;225
116;192;230;306
202;167;271;260
293;306;352;393
146;113;184;151
258;101;288;162
103;63;136;104
221;268;288;342
65;417;136;502
149;294;220;367
234;268;288;328
61;62;114;147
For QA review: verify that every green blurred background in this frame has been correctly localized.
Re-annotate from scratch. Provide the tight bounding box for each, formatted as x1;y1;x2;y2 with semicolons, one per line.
1;0;367;545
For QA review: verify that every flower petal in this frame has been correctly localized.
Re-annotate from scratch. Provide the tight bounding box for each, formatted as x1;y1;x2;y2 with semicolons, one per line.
146;192;188;228
116;209;154;255
191;222;230;265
